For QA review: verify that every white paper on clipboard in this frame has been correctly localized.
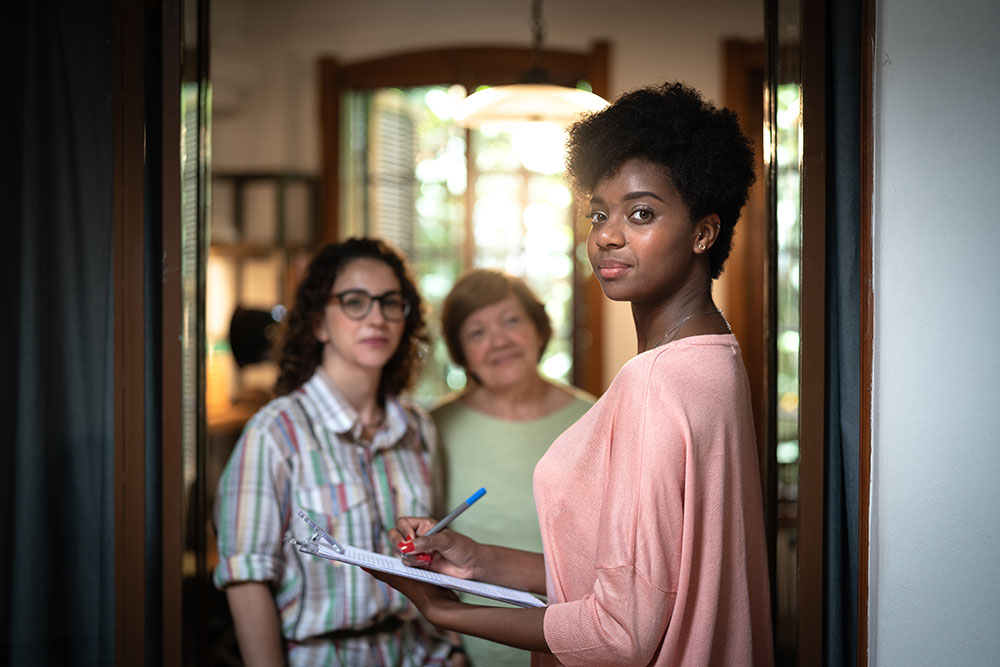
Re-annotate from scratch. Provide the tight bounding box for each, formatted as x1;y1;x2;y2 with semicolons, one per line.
298;542;545;609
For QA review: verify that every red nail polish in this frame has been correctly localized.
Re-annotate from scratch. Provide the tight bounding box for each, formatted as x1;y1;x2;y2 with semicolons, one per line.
411;553;432;563
398;540;414;554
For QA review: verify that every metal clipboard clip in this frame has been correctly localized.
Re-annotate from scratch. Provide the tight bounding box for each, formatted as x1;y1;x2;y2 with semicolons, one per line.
284;509;346;555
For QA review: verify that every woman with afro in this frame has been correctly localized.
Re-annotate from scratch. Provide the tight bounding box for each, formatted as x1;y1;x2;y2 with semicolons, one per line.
374;83;774;666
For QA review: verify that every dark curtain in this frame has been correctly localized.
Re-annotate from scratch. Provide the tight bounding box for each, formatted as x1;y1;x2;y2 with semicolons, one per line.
1;2;115;665
824;0;861;664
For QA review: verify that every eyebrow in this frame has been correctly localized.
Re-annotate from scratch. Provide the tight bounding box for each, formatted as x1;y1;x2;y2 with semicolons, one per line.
590;190;667;205
624;190;666;202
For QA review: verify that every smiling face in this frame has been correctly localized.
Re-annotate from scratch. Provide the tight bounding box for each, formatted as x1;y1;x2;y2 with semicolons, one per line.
315;257;406;379
458;294;544;391
587;157;707;308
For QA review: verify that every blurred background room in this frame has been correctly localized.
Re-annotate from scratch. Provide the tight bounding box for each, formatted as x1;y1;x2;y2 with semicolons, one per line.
196;0;790;663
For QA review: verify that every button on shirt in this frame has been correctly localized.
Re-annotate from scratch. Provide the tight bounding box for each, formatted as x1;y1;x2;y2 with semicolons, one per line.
214;369;449;665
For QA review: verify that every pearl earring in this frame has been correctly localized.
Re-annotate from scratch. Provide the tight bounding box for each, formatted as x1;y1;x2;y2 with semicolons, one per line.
697;243;706;251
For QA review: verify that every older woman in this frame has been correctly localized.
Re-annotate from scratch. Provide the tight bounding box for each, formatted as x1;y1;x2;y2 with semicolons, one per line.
213;238;455;666
374;82;773;666
431;269;593;666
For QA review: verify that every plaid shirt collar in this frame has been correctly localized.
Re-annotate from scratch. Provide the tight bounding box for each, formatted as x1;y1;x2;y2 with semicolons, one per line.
302;368;415;452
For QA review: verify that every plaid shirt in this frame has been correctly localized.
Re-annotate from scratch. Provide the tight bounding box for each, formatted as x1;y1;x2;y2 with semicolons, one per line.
214;369;450;666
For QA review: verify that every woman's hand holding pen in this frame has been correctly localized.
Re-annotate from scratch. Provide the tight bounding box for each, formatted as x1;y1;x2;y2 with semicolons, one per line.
393;515;547;594
377;517;483;625
391;517;483;580
389;489;545;596
373;522;551;652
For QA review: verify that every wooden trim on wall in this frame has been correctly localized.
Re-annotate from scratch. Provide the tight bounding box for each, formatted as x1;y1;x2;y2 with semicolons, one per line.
160;1;183;665
858;0;876;663
761;4;781;641
113;0;146;663
576;41;609;396
463;130;478;268
799;0;827;663
335;45;605;91
722;37;769;515
587;41;610;100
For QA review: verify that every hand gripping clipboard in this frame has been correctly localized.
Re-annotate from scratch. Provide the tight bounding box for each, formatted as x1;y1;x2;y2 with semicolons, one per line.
287;510;545;609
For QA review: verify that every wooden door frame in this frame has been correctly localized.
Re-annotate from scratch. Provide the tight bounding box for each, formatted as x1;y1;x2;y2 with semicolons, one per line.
722;38;773;583
113;0;186;664
770;1;876;663
112;0;147;662
730;30;826;664
798;1;827;664
317;43;609;395
760;0;827;660
160;0;184;664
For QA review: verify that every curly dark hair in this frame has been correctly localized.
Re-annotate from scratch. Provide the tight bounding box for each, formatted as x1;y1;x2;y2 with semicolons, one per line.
566;81;756;279
273;237;429;399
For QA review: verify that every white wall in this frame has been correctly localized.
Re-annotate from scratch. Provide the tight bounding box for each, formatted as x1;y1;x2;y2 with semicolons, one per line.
871;1;1000;664
211;0;763;385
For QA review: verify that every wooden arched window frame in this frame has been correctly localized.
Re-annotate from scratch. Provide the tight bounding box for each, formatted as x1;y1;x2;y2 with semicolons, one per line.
317;42;610;395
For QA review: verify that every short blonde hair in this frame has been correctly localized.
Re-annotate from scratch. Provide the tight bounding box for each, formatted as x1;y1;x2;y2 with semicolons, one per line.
441;269;552;376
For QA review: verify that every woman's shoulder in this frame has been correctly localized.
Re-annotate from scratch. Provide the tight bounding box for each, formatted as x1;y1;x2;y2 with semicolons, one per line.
429;390;463;413
240;372;344;437
428;391;469;422
545;383;596;422
628;333;740;370
386;393;434;438
430;385;591;429
429;392;503;437
553;382;597;406
244;370;337;426
229;390;316;461
242;390;303;430
610;334;745;398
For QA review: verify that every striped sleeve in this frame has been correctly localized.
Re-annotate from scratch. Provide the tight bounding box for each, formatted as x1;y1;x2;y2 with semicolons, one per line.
213;415;288;588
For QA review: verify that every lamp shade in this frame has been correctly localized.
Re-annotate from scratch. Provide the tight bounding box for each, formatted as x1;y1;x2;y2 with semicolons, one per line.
455;83;609;128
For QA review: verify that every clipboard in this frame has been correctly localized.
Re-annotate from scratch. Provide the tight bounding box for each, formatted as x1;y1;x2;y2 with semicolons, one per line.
288;511;545;609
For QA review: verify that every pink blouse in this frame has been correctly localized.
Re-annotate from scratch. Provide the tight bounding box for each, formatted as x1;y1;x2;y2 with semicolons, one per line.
533;335;773;666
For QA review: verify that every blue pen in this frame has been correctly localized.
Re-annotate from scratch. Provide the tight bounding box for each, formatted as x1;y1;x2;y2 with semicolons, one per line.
398;487;487;560
425;487;487;536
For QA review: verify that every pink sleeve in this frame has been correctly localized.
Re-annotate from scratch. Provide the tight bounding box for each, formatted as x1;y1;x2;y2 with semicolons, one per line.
543;357;688;665
544;568;677;665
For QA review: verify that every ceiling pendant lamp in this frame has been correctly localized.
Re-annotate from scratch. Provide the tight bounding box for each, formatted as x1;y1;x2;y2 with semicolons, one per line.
455;0;609;128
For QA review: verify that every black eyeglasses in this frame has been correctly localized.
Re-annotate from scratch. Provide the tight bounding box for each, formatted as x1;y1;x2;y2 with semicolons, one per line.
328;289;411;322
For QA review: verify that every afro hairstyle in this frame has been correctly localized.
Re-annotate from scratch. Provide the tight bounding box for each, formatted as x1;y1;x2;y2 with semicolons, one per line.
566;81;756;279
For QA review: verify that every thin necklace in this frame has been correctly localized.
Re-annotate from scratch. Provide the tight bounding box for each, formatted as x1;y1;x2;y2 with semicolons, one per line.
653;309;729;348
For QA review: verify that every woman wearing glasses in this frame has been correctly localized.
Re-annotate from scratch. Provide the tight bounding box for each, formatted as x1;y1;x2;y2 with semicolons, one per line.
213;238;456;666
